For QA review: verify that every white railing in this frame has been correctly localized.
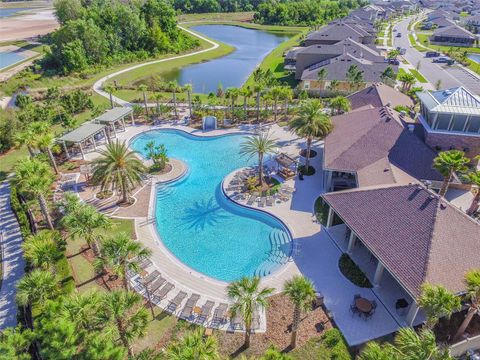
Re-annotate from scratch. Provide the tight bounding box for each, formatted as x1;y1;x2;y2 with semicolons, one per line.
450;334;480;357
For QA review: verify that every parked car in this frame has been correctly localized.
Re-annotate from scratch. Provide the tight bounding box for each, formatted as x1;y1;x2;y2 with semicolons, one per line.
433;56;452;63
425;51;440;58
388;58;400;65
396;33;402;37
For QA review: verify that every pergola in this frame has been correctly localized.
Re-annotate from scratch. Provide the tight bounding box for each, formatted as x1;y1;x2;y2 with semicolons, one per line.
94;107;135;139
59;122;108;160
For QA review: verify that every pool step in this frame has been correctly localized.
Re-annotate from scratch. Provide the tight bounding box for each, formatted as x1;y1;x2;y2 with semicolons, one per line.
156;184;176;200
253;229;292;277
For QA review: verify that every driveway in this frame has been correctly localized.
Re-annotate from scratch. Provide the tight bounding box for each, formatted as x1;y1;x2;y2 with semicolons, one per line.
394;17;480;95
0;181;25;330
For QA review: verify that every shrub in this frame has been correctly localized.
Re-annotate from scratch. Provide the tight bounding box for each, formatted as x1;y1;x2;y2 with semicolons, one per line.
9;186;32;238
338;254;372;288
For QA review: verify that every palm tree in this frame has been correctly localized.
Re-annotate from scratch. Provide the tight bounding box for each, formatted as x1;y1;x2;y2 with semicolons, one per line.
104;84;115;109
184;83;193;117
260;347;293;360
398;72;416;91
327;79;340;93
269;86;283;122
433;150;470;197
99;290;149;357
464;170;480;216
329;96;351;115
454;269;480;341
225;88;240;120
61;291;104;332
387;49;400;60
0;325;33;360
241;86;253;119
14;158;55;230
418;283;461;329
227;276;274;349
14;124;37;157
289;99;333;171
138;84;149;117
91;140;147;204
381;66;396;83
281;87;293;119
359;328;452;360
16;269;58;307
22;230;60;272
153;92;162;115
284;276;316;349
346;65;365;90
240;132;277;187
95;233;152;292
35;122;59;174
167;80;179;119
62;203;111;256
165;329;220;360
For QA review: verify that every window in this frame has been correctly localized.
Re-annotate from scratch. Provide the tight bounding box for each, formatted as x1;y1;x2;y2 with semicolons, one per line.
466;116;480;133
434;113;452;131
450;114;468;132
304;81;310;90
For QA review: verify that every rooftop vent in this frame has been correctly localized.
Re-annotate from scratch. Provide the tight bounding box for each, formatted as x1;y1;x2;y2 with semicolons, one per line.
443;89;453;96
429;195;436;200
440;203;447;210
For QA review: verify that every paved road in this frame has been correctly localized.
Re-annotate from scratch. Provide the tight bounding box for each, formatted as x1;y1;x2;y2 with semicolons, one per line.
394;18;480;95
0;181;25;330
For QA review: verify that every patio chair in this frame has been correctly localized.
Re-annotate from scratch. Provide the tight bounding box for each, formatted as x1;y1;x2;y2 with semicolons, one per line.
140;270;160;285
147;276;167;294
180;294;201;320
212;303;229;325
166;291;188;314
138;257;153;270
266;196;274;206
230;312;244;331
246;195;256;205
259;197;266;207
152;282;175;303
196;300;215;324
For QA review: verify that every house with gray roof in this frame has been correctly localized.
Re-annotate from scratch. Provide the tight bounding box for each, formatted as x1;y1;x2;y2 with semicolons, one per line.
322;183;480;326
430;24;476;46
322;106;442;192
303;22;375;47
464;14;480;32
347;83;414;111
417;87;480;158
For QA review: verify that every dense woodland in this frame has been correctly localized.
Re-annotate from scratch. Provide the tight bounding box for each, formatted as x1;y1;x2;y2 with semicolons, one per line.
43;0;199;75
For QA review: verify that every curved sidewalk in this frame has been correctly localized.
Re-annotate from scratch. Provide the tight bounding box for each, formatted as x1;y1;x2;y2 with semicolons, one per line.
0;181;25;330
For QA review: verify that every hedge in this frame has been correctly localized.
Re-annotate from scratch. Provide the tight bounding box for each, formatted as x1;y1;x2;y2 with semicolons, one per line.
9;185;32;238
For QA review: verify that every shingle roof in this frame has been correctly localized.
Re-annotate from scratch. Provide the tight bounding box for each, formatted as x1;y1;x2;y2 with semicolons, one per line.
348;83;414;110
323;107;442;186
417;86;480;115
322;184;480;297
95;107;132;123
305;23;370;43
432;24;476;39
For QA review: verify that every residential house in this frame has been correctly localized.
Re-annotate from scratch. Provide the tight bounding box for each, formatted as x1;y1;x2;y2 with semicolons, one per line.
347;83;414;111
303;22;375;47
322;183;480;327
285;38;383;80
322;106;442;192
423;17;456;29
427;9;458;21
430;24;476;46
416;86;480;158
464;14;480;33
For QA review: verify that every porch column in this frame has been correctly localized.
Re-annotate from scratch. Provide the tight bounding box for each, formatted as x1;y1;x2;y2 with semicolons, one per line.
62;141;70;159
347;231;356;254
130;111;135;125
92;135;97;150
405;302;419;327
324;170;333;192
374;261;385;287
326;207;334;228
121;118;126;131
78;142;85;160
103;129;111;144
112;124;117;138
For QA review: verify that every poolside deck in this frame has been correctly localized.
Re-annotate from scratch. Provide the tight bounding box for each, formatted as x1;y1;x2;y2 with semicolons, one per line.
72;121;420;344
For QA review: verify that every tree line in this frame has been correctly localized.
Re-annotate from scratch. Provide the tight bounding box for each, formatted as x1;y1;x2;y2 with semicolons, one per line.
253;0;366;26
42;0;199;75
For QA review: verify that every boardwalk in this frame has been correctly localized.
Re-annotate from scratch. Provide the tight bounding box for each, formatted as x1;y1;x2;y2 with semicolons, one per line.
0;181;25;330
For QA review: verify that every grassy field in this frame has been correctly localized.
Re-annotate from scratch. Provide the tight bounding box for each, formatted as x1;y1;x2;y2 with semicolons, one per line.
409;68;428;83
178;11;254;23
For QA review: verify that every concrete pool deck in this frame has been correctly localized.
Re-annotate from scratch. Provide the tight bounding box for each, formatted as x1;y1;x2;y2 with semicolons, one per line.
76;122;417;344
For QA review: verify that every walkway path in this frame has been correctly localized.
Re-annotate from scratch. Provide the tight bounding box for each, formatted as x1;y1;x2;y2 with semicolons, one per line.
0;181;25;330
92;26;220;106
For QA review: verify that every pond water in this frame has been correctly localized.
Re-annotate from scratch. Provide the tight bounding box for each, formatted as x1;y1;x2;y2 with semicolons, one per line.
0;8;30;18
467;54;480;64
161;25;291;93
0;51;25;70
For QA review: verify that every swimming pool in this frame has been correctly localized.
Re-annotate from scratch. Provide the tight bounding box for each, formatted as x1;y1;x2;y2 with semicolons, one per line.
131;130;292;282
0;52;26;70
467;54;480;64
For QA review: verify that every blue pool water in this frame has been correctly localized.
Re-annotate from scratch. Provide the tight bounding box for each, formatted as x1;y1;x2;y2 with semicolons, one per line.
0;52;25;70
467;54;480;64
131;130;291;282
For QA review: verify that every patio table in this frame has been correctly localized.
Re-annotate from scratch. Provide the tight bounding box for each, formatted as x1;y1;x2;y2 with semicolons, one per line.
193;306;202;315
355;298;373;313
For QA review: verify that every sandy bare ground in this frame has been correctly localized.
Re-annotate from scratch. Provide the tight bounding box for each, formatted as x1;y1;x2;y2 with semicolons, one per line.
0;9;58;42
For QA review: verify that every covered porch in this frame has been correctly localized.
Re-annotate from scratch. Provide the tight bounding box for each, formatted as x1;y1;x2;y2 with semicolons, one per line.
325;208;426;328
58;122;108;160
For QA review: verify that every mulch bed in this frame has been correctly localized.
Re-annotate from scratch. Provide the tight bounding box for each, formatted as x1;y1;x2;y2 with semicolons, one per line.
299;149;318;158
150;163;173;175
435;310;480;343
217;293;332;358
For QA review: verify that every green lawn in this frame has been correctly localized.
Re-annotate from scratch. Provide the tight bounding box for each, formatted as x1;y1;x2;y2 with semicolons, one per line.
408;34;427;52
291;329;352;360
0;147;28;180
133;309;176;353
409;69;428;83
178;11;254;23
